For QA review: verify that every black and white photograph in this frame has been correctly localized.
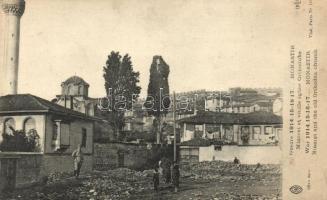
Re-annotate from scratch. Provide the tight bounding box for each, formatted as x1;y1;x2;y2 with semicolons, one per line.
0;0;326;199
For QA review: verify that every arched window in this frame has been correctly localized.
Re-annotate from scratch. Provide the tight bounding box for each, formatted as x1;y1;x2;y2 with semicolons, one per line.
4;118;15;135
24;117;36;133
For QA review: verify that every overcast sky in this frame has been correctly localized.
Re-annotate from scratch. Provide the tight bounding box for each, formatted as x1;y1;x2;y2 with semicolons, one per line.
17;0;292;100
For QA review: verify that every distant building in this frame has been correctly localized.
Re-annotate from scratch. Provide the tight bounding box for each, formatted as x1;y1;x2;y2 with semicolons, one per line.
54;76;96;116
204;87;281;114
178;111;283;164
272;97;283;116
53;76;114;141
178;111;282;146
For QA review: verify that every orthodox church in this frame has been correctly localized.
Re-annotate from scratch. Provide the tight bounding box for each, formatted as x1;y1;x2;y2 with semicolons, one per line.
53;75;114;142
53;76;96;116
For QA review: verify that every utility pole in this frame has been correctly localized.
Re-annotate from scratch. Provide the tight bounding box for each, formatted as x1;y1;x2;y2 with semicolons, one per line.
173;91;177;162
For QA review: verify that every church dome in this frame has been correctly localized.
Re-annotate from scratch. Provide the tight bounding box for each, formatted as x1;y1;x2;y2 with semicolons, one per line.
62;76;89;86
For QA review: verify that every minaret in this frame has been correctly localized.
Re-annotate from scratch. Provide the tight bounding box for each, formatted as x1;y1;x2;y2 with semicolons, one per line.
0;0;25;95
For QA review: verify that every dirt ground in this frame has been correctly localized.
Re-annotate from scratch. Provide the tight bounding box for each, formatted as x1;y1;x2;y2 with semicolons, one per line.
132;178;281;200
0;161;281;200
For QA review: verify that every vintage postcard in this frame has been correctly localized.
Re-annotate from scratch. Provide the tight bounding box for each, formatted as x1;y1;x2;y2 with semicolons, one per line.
0;0;326;199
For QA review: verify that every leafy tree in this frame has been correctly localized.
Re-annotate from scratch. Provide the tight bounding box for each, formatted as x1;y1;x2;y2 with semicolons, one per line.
103;51;141;139
145;55;170;143
0;129;40;152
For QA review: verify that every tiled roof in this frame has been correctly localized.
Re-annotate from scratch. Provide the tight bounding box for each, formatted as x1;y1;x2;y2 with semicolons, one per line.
0;94;97;121
240;111;282;125
234;94;278;103
178;111;241;124
178;111;282;125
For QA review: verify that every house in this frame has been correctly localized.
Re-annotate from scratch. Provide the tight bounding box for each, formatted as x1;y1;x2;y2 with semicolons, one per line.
0;94;97;173
178;111;283;164
221;101;273;113
178;111;282;146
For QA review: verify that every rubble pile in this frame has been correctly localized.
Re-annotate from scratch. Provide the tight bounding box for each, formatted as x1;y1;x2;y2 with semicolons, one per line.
180;161;281;181
0;168;154;200
80;168;154;199
1;162;281;200
47;172;72;184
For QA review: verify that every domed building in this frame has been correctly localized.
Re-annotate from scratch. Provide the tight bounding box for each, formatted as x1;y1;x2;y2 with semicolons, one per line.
53;75;114;142
61;75;90;97
54;76;95;116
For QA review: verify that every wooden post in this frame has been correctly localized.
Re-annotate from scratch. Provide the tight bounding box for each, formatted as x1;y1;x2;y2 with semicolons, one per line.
173;91;177;162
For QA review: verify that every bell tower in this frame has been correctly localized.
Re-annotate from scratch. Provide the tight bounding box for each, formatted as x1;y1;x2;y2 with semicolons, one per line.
0;0;25;95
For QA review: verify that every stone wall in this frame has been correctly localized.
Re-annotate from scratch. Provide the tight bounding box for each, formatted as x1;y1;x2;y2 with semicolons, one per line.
0;152;93;192
93;142;174;171
0;153;43;192
179;146;199;163
41;153;93;174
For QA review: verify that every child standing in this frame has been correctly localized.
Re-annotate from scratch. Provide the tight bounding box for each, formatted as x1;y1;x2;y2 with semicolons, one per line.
153;166;160;192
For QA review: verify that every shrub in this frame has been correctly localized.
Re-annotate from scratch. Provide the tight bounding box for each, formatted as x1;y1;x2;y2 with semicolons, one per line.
0;129;40;152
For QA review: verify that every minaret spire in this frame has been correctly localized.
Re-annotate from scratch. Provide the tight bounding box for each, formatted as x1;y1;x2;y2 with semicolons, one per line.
0;0;25;95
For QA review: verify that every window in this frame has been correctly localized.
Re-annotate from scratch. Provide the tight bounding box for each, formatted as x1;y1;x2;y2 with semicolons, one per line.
240;126;250;144
67;85;72;95
81;128;87;148
24;118;36;133
264;126;273;135
125;123;131;131
4;118;15;135
78;86;82;95
214;145;222;151
224;126;233;140
253;126;261;139
186;124;195;131
52;123;58;140
195;125;203;131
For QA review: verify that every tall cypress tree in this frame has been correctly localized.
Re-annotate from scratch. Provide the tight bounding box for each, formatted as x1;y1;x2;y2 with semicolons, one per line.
145;55;170;143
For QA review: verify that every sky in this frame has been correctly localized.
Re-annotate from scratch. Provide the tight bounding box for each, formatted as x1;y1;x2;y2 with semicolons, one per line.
17;0;290;100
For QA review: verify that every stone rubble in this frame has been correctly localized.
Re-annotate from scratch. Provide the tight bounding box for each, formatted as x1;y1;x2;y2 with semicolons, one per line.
0;161;281;200
181;161;281;182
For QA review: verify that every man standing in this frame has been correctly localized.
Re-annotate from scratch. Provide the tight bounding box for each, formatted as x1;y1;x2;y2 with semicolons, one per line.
72;144;84;178
172;162;180;192
153;166;160;192
160;157;171;183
